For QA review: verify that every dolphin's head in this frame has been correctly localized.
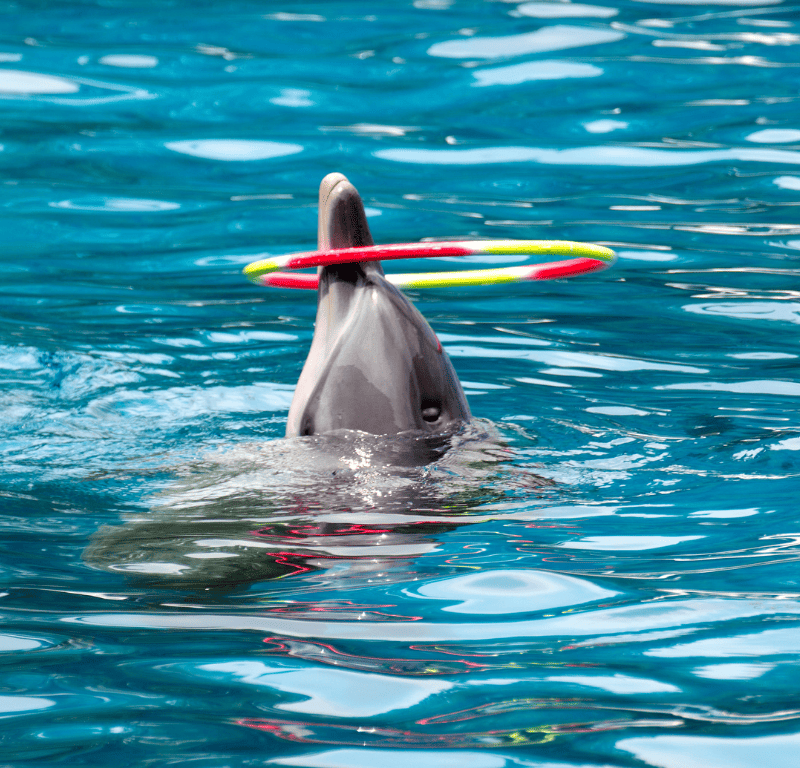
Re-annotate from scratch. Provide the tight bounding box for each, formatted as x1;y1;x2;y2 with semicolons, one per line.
286;173;471;437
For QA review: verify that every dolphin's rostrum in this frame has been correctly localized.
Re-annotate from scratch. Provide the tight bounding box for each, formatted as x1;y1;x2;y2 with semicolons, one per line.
286;173;471;437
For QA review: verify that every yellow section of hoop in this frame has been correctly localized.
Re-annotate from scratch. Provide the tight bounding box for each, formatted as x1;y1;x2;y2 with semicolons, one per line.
387;267;531;289
477;240;614;261
243;258;281;283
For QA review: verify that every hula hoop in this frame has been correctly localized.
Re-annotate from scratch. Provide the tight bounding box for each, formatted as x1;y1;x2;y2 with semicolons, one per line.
243;240;615;290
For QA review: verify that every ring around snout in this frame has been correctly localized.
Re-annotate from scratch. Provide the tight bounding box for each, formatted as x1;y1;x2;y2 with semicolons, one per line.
285;173;471;437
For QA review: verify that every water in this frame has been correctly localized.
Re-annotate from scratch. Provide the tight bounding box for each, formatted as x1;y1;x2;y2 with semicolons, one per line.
1;0;800;765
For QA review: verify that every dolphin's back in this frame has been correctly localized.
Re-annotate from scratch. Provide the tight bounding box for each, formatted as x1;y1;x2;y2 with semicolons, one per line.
285;174;471;437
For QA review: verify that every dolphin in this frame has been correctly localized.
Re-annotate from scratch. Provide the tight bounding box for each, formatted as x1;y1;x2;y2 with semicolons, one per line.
285;173;471;437
82;177;539;590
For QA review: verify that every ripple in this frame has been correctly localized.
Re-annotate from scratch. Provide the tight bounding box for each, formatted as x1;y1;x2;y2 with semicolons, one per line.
618;733;800;768
747;128;800;143
514;2;618;19
265;12;326;22
50;197;180;212
473;60;603;87
0;347;40;371
635;0;783;5
375;145;800;167
647;627;800;658
771;437;800;451
153;329;298;346
0;69;152;104
189;660;452;717
515;375;567;387
584;118;629;133
660;380;800;397
445;344;707;374
684;302;800;324
63;597;800;642
267;749;587;768
693;662;775;680
618;249;678;261
688;508;759;518
0;696;55;714
551;673;679;694
560;535;704;550
270;88;314;107
0;634;51;652
113;563;188;575
586;406;649;415
87;382;295;420
774;176;800;190
98;54;158;68
0;69;78;94
165;139;303;161
204;330;298;344
729;352;797;360
411;569;618;614
427;26;625;59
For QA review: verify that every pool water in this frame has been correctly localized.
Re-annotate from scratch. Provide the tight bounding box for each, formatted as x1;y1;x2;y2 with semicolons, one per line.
2;1;800;766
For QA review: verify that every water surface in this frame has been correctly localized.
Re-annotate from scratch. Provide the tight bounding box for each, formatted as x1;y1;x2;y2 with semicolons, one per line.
1;1;800;766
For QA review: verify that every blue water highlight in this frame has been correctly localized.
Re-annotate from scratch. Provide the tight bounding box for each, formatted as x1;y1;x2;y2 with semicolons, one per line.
1;1;800;765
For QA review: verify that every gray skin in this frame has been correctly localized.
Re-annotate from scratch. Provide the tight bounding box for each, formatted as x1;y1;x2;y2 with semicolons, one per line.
285;173;471;437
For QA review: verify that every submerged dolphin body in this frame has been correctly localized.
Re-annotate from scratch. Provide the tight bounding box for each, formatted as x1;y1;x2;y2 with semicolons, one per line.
286;173;471;437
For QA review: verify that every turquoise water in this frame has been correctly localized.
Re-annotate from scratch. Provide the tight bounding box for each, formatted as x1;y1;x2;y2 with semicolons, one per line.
2;0;800;765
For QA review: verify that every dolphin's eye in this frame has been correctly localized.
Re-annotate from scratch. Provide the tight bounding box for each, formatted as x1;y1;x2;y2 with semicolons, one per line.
422;404;441;422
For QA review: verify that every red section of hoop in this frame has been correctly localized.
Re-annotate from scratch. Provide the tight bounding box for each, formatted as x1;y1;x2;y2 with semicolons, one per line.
262;272;319;289
533;257;606;280
283;243;472;269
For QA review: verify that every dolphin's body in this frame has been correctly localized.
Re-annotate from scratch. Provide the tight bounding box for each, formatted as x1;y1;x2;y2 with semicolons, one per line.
286;173;471;438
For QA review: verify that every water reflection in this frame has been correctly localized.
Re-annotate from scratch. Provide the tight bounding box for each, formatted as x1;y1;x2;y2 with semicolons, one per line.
618;732;800;768
427;26;624;59
411;569;617;613
164;139;303;161
98;55;158;69
84;424;540;590
266;749;536;768
514;2;619;19
0;68;153;104
472;60;603;87
0;69;78;94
